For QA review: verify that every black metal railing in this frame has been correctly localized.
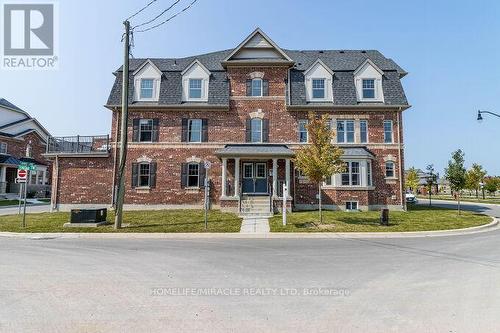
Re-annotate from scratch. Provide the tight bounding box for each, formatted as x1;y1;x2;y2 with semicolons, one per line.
46;135;110;154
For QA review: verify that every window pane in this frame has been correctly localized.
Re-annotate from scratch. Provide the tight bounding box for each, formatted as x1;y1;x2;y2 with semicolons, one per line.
341;162;350;185
0;142;6;154
188;119;202;142
251;79;262;96
244;164;253;178
299;120;308;143
351;162;360;186
362;79;375;99
189;79;202;99
384;120;393;143
337;121;345;143
188;163;199;187
346;120;355;143
139;163;150;187
139;119;153;142
367;161;372;186
360;120;368;143
256;164;266;178
251;118;262;143
140;79;154;99
385;162;395;178
312;79;325;99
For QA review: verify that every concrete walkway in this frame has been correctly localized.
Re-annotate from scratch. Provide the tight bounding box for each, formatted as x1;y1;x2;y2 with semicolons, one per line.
239;217;270;233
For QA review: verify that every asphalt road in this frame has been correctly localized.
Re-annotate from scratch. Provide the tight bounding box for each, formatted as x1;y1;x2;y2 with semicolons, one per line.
1;201;499;332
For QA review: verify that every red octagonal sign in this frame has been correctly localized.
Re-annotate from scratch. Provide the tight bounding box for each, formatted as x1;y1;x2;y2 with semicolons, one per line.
17;169;27;179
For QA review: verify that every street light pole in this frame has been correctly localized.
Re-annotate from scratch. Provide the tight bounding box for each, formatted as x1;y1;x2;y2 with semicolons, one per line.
477;110;500;122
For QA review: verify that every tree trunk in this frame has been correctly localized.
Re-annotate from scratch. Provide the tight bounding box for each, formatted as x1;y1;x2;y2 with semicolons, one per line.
475;188;478;199
458;192;461;215
318;182;322;224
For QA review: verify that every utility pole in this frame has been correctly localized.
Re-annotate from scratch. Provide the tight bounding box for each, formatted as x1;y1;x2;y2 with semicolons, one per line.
114;20;131;229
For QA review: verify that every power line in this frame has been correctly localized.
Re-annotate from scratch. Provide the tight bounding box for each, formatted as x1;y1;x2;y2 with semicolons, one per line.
125;0;158;22
133;0;181;30
134;0;198;33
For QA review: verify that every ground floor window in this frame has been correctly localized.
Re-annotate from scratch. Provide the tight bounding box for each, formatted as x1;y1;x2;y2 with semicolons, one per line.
385;161;395;178
132;161;156;188
341;161;360;186
139;163;151;187
188;163;200;187
345;201;358;211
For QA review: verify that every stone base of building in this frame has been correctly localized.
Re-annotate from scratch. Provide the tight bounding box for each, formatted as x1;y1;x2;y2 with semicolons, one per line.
294;204;405;212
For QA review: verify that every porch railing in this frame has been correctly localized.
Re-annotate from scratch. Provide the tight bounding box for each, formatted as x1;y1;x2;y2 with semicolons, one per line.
46;135;110;154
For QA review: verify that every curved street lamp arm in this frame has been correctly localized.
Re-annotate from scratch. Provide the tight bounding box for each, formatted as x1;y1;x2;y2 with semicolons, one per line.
479;110;500;118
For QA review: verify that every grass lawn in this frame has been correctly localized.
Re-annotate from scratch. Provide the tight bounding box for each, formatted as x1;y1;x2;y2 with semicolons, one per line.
269;205;491;232
0;209;242;233
0;200;20;207
417;195;500;205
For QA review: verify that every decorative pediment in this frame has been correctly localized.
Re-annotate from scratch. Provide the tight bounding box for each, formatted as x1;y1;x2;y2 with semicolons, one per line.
181;59;210;76
353;59;384;77
133;59;162;76
223;28;293;62
137;156;153;163
186;156;202;163
249;109;265;119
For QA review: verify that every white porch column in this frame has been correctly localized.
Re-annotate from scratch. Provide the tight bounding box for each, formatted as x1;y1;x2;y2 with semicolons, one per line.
221;158;227;197
272;158;278;198
285;158;291;197
234;158;240;197
0;166;6;193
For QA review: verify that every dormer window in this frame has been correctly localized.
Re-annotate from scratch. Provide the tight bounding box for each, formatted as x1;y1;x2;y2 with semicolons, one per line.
189;79;202;99
140;79;154;99
251;79;263;97
312;79;325;99
362;79;375;99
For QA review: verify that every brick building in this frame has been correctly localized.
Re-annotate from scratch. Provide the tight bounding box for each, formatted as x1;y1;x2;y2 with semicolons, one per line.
47;28;410;213
0;98;51;197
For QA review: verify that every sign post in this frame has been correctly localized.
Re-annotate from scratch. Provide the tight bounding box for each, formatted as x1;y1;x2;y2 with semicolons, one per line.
282;183;287;226
203;160;212;230
17;164;33;228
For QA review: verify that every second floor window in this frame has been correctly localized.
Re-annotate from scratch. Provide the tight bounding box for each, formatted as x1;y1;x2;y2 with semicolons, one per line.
189;79;202;99
251;79;262;97
298;120;308;143
384;120;393;143
312;79;325;99
140;79;154;99
337;120;355;143
362;79;375;99
188;119;202;143
0;142;6;154
139;119;153;142
341;161;360;186
360;120;368;143
251;118;262;143
386;161;395;178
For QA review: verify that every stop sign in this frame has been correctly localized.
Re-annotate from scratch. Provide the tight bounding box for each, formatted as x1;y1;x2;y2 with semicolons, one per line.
17;169;27;180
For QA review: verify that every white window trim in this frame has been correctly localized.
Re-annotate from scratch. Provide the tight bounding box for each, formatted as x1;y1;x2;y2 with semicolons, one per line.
336;119;356;144
361;78;376;100
345;201;359;211
311;78;326;100
304;59;334;102
323;159;374;189
187;162;200;188
138;162;151;188
383;120;394;144
298;119;308;143
136;78;160;102
385;161;397;179
188;78;204;100
354;59;384;103
181;60;210;102
0;142;7;154
250;118;263;143
139;119;154;143
251;78;263;97
188;119;203;143
360;120;369;143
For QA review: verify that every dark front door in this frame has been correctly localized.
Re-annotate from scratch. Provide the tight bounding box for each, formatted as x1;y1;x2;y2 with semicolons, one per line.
242;162;268;194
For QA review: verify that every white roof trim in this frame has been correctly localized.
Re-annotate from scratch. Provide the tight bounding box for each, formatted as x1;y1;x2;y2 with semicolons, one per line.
132;59;162;76
304;58;334;76
353;59;384;76
181;59;211;76
223;27;293;62
0;103;30;118
1;118;50;140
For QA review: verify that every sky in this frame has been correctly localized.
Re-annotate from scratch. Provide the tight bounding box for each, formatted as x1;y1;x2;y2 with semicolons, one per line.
1;0;500;175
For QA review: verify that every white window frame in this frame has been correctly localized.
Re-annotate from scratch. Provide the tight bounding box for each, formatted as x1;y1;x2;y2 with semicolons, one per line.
337;120;355;143
139;119;153;143
360;120;368;143
385;161;396;178
298;119;308;143
187;162;200;188
250;118;263;143
139;78;155;100
383;120;393;143
345;201;359;211
362;78;376;99
367;161;373;186
188;119;203;143
188;78;203;99
341;161;361;186
311;78;326;99
138;162;151;187
0;142;6;154
251;78;263;97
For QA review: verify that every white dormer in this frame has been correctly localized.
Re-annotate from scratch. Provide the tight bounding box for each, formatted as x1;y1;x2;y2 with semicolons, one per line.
354;59;384;103
304;59;334;102
182;59;210;102
133;60;162;102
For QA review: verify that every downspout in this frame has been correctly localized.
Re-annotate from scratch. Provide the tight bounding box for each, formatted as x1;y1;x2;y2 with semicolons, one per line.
110;107;120;208
396;107;406;211
51;155;59;212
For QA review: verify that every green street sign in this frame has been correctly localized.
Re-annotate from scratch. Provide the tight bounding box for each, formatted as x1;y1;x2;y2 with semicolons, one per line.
19;162;36;171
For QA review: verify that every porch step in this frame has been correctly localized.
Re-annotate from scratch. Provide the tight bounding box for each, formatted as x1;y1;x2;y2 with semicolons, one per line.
239;195;272;217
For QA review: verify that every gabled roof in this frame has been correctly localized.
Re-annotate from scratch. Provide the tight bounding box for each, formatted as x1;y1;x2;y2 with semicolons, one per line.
223;28;293;62
353;58;384;76
0;98;30;117
181;59;211;76
304;58;334;76
132;59;162;76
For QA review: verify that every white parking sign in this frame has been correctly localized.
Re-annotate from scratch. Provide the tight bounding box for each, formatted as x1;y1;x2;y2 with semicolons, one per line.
204;160;211;169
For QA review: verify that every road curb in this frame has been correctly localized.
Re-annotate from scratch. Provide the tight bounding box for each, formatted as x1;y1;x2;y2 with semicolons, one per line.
1;218;497;240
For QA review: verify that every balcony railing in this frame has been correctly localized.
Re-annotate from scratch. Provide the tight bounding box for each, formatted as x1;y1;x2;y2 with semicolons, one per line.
46;135;110;154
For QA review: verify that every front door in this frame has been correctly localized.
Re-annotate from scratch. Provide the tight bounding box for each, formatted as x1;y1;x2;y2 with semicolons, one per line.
242;162;268;194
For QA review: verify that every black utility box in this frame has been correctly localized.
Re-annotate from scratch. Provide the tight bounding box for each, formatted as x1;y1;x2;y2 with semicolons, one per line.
70;208;107;223
380;208;389;226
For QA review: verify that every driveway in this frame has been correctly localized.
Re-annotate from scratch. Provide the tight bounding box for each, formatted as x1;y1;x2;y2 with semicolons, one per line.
1;201;499;332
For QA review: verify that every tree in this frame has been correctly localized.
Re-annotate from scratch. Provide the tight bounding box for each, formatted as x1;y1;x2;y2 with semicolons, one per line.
426;164;437;206
444;150;467;215
405;167;419;193
294;112;344;224
466;163;487;198
484;177;500;196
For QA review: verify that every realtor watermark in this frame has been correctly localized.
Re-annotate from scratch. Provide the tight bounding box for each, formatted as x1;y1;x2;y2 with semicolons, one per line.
1;1;59;70
151;287;351;297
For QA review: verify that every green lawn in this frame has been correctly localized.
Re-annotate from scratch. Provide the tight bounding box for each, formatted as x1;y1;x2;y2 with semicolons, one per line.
0;209;242;233
269;205;491;232
0;200;20;207
417;195;500;205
